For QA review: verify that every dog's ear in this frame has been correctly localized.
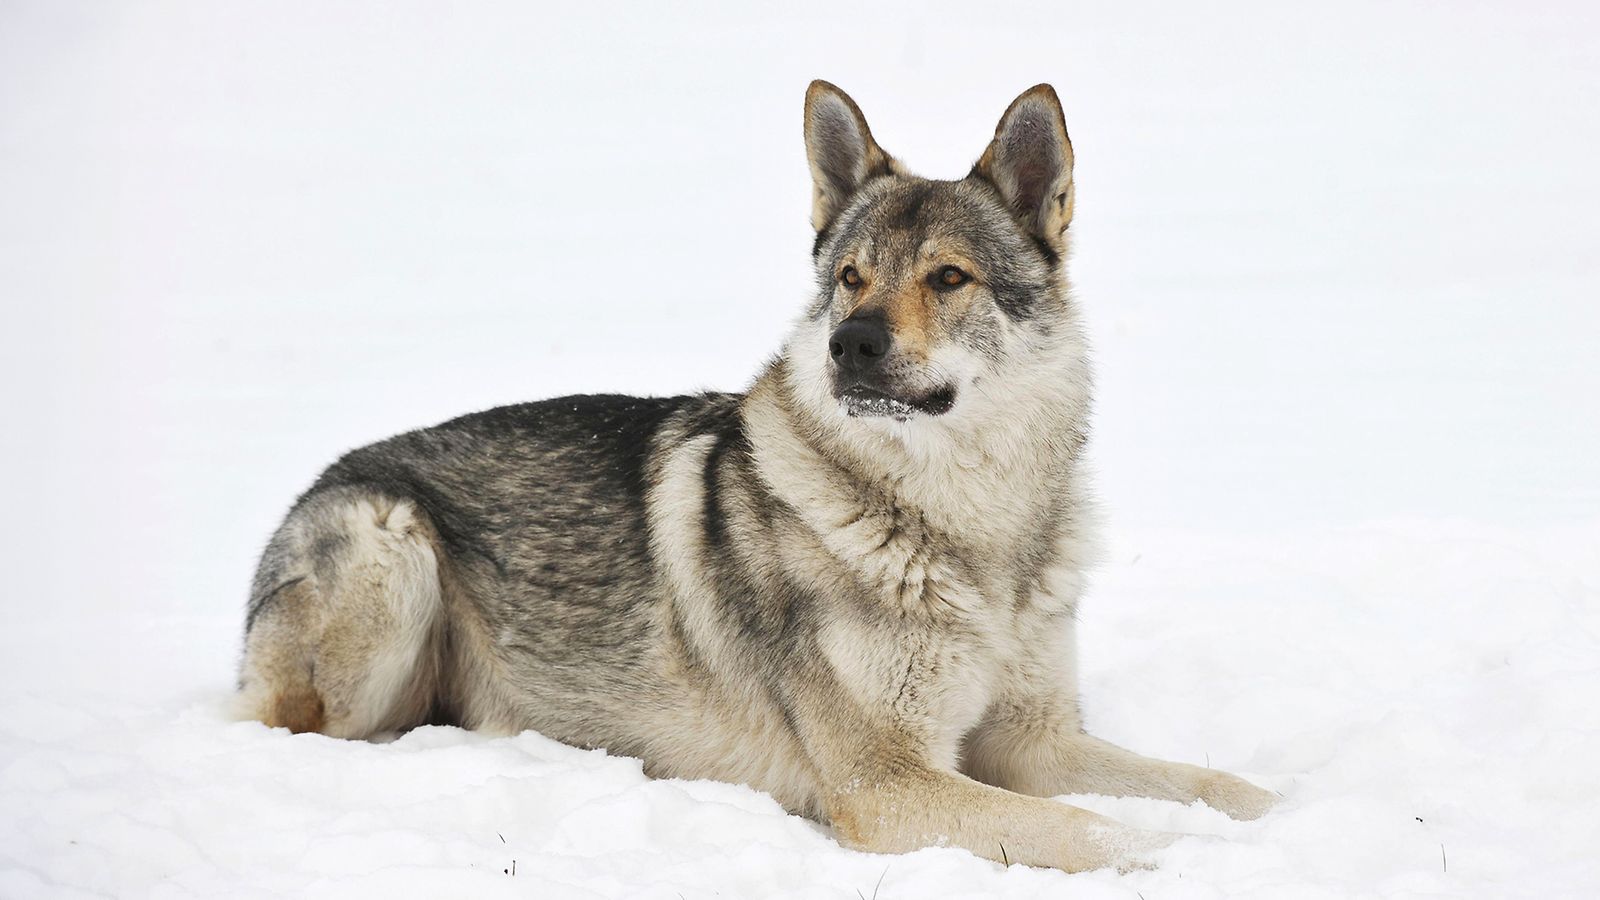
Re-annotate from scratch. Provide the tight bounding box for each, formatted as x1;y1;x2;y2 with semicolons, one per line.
973;84;1076;253
804;80;898;233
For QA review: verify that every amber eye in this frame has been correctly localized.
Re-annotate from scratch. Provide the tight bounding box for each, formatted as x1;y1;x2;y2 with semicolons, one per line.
937;266;970;288
840;266;862;288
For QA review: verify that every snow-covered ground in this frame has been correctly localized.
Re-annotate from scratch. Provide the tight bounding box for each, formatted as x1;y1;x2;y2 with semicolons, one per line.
3;1;1598;897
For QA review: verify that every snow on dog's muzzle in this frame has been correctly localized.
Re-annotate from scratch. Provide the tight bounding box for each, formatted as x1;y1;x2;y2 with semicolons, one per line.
837;383;955;419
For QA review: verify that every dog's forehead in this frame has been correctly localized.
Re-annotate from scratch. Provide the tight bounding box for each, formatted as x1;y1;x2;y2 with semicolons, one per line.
841;178;1020;266
876;179;1005;236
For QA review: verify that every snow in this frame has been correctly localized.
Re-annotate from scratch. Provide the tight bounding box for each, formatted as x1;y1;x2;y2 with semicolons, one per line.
3;1;1598;897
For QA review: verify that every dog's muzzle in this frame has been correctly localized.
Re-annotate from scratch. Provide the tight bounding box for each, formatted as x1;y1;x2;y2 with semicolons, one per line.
827;315;955;419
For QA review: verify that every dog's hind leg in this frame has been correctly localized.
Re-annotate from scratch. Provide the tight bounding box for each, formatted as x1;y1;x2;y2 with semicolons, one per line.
238;489;445;739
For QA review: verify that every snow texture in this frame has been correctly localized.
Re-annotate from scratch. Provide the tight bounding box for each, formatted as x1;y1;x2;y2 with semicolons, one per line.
2;1;1598;897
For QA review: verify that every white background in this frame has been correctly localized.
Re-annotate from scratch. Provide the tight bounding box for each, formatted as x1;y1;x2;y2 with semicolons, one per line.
2;2;1597;897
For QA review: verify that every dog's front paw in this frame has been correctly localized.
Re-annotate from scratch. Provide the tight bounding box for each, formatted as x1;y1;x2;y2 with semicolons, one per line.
1196;770;1277;820
1077;820;1178;873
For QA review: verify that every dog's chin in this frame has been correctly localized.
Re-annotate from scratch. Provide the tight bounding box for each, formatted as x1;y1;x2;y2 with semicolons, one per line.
835;384;956;421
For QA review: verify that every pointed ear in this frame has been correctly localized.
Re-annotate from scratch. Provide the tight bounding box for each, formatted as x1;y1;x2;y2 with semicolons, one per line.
973;84;1076;252
803;80;899;232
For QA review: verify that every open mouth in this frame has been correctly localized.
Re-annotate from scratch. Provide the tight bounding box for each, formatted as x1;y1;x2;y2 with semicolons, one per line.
837;384;956;420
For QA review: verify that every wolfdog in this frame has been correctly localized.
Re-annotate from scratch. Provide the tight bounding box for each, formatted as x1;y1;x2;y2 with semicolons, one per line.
238;81;1276;872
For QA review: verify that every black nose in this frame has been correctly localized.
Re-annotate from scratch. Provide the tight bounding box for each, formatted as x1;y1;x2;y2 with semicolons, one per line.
829;317;891;373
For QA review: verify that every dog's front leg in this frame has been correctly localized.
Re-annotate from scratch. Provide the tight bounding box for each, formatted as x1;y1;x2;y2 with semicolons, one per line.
962;605;1278;820
787;685;1172;872
825;759;1171;873
965;712;1278;820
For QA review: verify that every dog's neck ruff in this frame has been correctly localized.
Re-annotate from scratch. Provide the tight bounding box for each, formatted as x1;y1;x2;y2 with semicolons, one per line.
746;355;1088;565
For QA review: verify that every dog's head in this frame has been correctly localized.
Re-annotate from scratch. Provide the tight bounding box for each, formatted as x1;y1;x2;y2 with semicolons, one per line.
785;82;1081;432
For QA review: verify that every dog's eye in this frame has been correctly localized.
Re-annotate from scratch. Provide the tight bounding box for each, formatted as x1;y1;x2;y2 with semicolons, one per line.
840;266;862;288
935;266;970;289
